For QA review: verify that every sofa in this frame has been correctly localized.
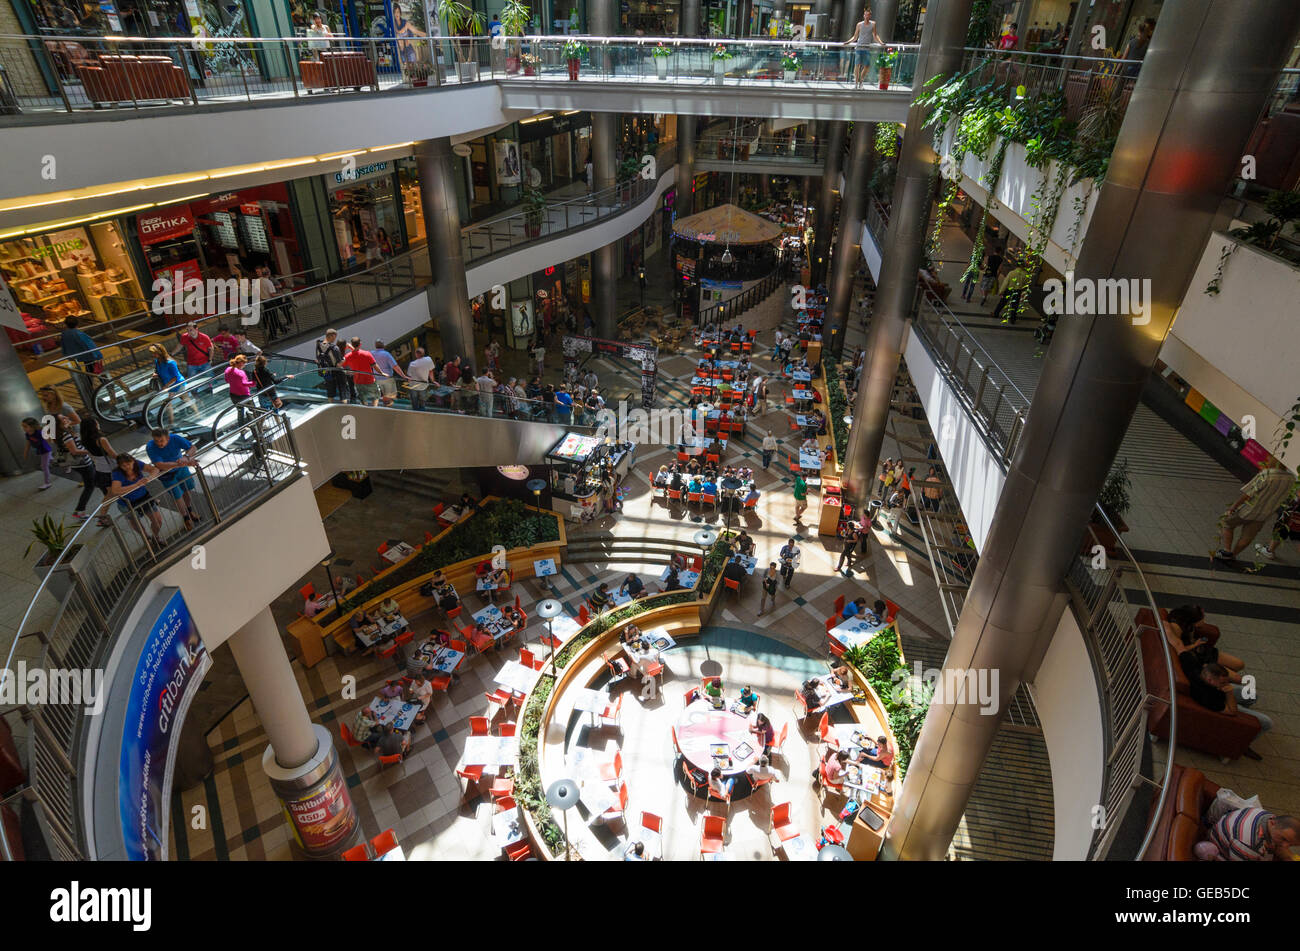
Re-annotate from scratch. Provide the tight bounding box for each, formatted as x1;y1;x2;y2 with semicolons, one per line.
300;52;374;91
77;54;190;105
1142;764;1219;861
1138;623;1262;760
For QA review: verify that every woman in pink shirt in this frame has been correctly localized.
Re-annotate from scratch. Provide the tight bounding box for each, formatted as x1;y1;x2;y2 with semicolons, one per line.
225;354;255;426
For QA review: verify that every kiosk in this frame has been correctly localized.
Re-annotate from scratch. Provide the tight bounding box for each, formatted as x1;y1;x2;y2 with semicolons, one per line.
545;432;636;520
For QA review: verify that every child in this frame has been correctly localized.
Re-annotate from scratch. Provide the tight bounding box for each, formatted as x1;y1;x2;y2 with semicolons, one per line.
22;418;53;490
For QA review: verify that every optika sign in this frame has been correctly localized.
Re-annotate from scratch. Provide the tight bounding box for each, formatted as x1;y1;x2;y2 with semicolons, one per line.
49;882;151;931
1042;271;1153;326
0;662;104;716
151;276;260;324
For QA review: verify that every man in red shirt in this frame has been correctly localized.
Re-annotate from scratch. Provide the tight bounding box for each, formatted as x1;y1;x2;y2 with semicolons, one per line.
340;336;381;405
444;356;462;385
177;322;215;392
997;22;1019;50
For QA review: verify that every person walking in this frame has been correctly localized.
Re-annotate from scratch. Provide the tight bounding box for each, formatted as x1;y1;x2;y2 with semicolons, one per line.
761;430;777;470
1215;463;1298;563
778;537;801;589
757;561;779;615
877;457;895;499
81;417;119;527
792;472;808;521
59;417;96;521
532;341;546;379
980;249;1003;306
178;322;215;393
835;520;859;575
315;329;345;403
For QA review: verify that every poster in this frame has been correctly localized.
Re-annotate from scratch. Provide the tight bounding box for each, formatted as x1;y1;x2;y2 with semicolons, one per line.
282;769;357;853
494;140;521;186
511;298;534;339
390;0;430;66
118;589;211;861
40;228;95;269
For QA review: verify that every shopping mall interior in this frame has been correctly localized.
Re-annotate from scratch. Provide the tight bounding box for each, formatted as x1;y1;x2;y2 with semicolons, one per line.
0;0;1298;868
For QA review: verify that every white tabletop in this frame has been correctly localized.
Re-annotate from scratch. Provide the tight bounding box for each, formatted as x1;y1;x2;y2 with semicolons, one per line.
792;370;812;383
382;542;416;564
544;614;582;645
571;686;608;714
659;566;700;588
440;505;468;523
378;843;407;861
462;735;518;769
494;660;536;695
827;617;888;650
493;808;525;846
798;450;824;470
783;834;819;861
416;643;464;674
533;558;558;577
611;590;634;607
473;604;503;624
792;388;815;400
369;697;421;731
579;778;618;820
641;627;678;652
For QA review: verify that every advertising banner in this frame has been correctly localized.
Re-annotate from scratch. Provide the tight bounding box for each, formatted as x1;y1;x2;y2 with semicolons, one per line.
282;768;357;853
494;140;522;186
137;205;196;245
119;589;210;861
562;335;659;409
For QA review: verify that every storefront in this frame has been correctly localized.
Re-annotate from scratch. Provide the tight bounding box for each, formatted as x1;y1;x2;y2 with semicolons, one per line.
133;183;307;296
517;111;592;192
321;160;406;271
1;217;147;355
397;158;427;249
460;114;594;222
545;431;635;520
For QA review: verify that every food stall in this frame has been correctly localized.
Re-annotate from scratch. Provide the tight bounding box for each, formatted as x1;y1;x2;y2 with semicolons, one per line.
545;432;636;520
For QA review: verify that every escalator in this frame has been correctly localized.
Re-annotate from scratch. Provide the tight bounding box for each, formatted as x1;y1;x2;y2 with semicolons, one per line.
90;362;226;430
205;363;595;487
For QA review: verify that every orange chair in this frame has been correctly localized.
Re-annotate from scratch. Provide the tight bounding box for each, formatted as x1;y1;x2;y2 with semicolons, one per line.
743;496;758;510
599;692;624;728
817;712;837;748
686;491;703;506
671;725;681;752
834;594;845;615
681;760;704;795
355;571;367;585
377;541;389;557
597;749;624;783
378;752;404;770
377;642;398;659
641;658;665;692
371;828;397;858
828;636;847;659
770;801;800;841
299;582;316;602
484;688;513;713
456;764;485;799
884;598;900;622
705;453;721;465
690;555;703;572
432;502;445;520
497;722;517;737
578;604;591;625
641;811;663;837
707;776;735;818
789;456;800;473
684;687;701;706
506;840;532;860
519;647;544;671
666;488;684;504
469;626;495;655
445;604;463;623
750;773;775;793
340;723;361;747
773;722;789;758
394;629;414;646
469;716;491;736
819;761;846;797
793;690;810;720
701;492;717;508
490;775;515;802
724;577;741;599
700;815;726;856
606;654;631;680
676;451;690;463
424;530;434;543
342;843;371;861
601;782;629;824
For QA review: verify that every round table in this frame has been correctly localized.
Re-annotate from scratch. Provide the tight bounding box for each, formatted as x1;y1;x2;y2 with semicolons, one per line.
676;699;761;799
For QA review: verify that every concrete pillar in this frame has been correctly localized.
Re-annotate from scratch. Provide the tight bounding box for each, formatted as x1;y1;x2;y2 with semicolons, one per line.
825;121;872;359
414;138;475;362
812;121;845;284
0;334;43;476
682;0;701;36
883;0;1300;861
1013;0;1033;46
840;0;971;505
592;111;619;339
229;607;360;859
678;114;697;217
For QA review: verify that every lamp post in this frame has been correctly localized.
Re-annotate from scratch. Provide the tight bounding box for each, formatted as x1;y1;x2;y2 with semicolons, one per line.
537;597;563;679
638;267;646;307
320;551;341;618
817;843;852;861
693;528;717;576
545;776;580;861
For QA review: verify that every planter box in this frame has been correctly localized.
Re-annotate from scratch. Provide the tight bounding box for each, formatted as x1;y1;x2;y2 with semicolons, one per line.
566;58;580;80
456;62;479;82
878;66;892;90
656;58;668;79
784;69;796;81
713;60;726;84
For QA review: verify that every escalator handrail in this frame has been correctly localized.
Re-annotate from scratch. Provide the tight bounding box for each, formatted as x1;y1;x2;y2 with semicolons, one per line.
145;355;322;430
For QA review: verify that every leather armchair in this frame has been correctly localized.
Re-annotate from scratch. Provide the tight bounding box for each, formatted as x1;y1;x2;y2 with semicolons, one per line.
1142;764;1220;861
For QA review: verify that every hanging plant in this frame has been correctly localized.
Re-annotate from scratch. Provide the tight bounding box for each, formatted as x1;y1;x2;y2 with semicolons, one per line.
1013;161;1069;324
966;0;996;47
963;136;1011;285
1064;183;1094;268
875;122;899;159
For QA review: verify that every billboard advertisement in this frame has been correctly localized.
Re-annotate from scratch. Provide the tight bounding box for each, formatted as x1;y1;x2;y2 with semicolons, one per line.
118;589;211;861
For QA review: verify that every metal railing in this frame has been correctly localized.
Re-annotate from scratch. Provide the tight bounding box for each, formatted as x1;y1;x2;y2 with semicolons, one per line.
911;292;1030;459
1068;509;1176;862
696;133;820;163
0;33;920;119
957;48;1142;127
0;412;301;861
694;269;784;327
865;196;889;249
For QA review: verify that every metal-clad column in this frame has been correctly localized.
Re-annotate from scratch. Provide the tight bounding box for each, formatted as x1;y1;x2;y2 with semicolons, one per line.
884;0;1300;861
592;110;619;339
824;0;893;358
0;334;43;476
414;137;475;362
682;0;701;36
840;0;970;504
811;122;845;284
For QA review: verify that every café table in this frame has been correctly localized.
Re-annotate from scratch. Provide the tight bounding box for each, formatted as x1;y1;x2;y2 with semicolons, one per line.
493;807;525;847
610;589;634;608
494;659;536;696
571;686;609;727
807;680;855;716
424;645;465;674
827;616;889;651
792;388;815;402
543;613;582;647
639;627;678;652
439;504;470;524
533;558;557;579
659;565;700;589
731;554;757;574
792;370;812;383
461;734;518;769
354;613;408;648
579;777;618;823
676;699;762;793
690;377;718;388
798;449;824;471
381;541;416;564
782;834;819;861
369;697;421;731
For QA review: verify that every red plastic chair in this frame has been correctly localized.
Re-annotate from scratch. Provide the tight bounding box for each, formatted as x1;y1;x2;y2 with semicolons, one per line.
884;599;900;622
490;775;515;802
298;582;315;601
578;604;591;625
676;451;690;464
828;636;847;658
724;577;741;599
599;692;624;728
700;815;726;855
686;491;703;506
497;722;517;737
445;605;463;623
681;760;704;795
818;712;837;747
684;687;701;706
519;647;544;671
705;453;721;465
468;715;490;736
666;488;684;504
432;502;445;520
424;530;434;543
773;722;789;758
456;765;484;800
370;828;397;858
340;723;361;747
743;496;758;510
342;843;371;861
771;801;800;841
601;782;629;824
691;555;703;572
707;776;734;818
598;749;624;783
506;841;532;860
394;629;414;646
378;752;404;770
377;541;389;556
834;594;845;615
825;616;838;634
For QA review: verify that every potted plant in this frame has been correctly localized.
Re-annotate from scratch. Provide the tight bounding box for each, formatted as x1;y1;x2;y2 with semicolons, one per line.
404;60;433;86
563;39;588;80
711;43;731;84
27;514;85;600
521;52;540;76
499;0;531;75
1088;457;1132;556
878;47;898;89
780;49;800;81
652;42;671;80
522;185;547;237
437;0;487;82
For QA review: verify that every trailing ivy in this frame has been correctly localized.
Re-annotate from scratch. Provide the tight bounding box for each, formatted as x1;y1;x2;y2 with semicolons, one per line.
965;0;996;48
1013;159;1070;324
963;136;1011;286
874;122;900;159
825;362;850;460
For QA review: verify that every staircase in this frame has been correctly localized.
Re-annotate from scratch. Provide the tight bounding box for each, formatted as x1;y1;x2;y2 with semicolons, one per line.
564;534;692;571
369;467;458;503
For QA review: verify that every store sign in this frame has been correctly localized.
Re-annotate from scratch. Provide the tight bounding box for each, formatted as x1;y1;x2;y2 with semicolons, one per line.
331;161;391;185
452;143;473;157
0;272;24;332
118;589;210;861
137;206;196;244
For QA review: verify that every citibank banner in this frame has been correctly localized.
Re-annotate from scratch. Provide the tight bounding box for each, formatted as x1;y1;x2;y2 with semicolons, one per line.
119;589;210;861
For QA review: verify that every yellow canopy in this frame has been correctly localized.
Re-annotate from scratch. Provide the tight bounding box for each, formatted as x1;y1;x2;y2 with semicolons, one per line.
672;203;783;245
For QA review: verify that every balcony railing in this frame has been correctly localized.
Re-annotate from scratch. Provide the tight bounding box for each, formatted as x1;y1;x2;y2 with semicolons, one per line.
957;48;1142;127
696;133;819;164
0;33;919;120
0;412;301;861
